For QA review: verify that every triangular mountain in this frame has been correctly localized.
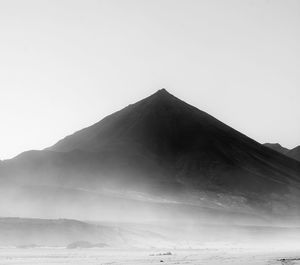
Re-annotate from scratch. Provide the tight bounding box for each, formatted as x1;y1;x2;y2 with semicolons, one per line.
1;89;300;223
47;89;300;194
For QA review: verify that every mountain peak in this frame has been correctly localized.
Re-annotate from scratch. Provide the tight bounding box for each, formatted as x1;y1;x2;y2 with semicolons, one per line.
147;89;181;106
156;88;168;94
153;88;174;98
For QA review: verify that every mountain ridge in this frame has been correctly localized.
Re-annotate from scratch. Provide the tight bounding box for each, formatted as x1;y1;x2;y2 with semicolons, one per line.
264;143;300;162
288;146;300;161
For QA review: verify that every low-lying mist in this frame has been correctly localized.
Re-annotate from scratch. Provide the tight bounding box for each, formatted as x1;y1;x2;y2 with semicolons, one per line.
1;217;300;250
1;179;300;250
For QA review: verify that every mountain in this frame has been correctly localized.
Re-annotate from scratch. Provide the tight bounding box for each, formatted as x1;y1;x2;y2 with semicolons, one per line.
1;89;300;223
263;143;289;155
264;143;300;162
288;146;300;162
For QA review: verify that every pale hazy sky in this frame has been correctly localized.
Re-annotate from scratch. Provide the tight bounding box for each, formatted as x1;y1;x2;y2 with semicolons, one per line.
0;0;299;159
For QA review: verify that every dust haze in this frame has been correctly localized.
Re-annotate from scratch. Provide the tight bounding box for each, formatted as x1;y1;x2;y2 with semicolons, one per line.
1;1;300;264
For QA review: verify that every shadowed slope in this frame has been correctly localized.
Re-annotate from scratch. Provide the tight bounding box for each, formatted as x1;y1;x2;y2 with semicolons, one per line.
264;143;300;162
263;143;289;155
288;146;300;162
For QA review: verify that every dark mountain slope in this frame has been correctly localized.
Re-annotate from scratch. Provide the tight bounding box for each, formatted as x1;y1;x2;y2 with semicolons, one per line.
263;143;289;155
288;146;300;161
1;89;300;221
264;143;300;162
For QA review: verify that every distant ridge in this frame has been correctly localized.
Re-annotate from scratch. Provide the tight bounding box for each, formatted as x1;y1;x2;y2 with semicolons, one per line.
263;143;289;154
264;143;300;161
288;146;300;161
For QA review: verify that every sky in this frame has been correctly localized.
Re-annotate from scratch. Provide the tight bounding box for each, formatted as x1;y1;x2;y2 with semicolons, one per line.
0;0;299;160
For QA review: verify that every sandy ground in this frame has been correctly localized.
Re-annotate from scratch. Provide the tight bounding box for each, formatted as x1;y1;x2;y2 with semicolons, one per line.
0;248;299;265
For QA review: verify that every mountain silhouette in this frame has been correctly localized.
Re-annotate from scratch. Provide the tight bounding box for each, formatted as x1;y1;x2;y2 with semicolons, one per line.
264;143;300;162
1;89;300;222
263;143;289;155
288;146;300;162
